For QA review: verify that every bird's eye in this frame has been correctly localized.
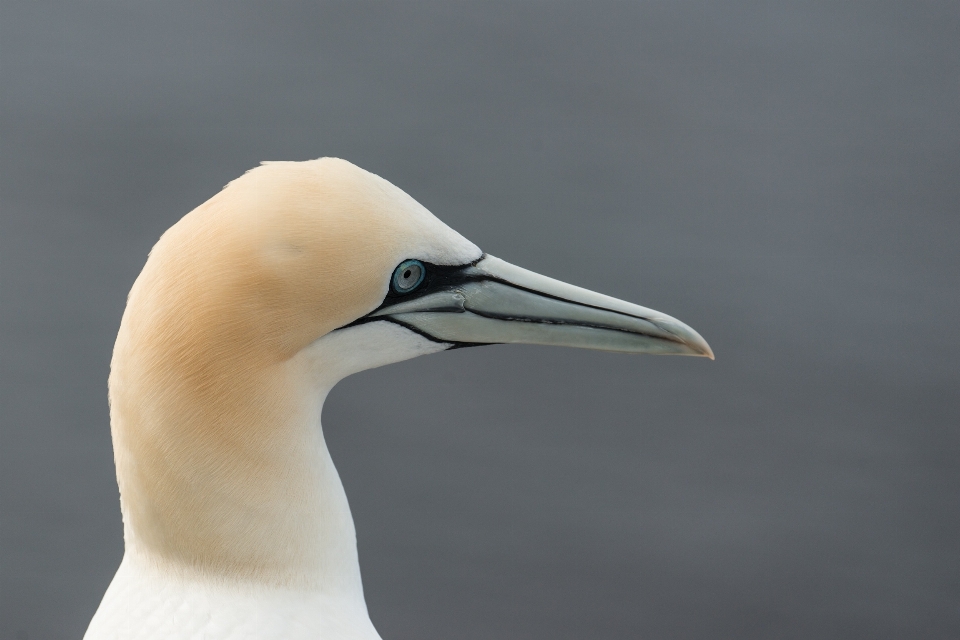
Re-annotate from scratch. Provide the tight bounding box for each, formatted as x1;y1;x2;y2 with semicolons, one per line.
391;259;425;294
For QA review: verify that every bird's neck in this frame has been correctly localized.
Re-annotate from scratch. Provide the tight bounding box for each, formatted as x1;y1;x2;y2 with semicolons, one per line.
110;318;445;602
111;343;366;598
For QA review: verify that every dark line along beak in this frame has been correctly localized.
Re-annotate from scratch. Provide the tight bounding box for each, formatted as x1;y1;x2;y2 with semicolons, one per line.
365;255;713;358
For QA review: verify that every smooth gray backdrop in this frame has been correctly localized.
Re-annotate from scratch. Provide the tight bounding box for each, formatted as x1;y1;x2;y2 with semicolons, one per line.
2;2;958;639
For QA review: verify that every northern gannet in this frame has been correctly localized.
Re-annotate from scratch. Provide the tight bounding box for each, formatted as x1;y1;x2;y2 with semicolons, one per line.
84;158;713;639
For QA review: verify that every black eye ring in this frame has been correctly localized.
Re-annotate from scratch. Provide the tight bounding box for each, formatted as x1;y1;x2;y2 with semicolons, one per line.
391;259;426;294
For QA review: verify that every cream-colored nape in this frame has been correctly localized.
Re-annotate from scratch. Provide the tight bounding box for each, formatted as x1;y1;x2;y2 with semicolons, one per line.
86;157;711;640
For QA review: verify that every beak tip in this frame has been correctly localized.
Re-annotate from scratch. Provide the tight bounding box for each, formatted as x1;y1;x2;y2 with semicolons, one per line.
689;341;714;360
690;336;716;360
655;316;714;360
698;341;715;360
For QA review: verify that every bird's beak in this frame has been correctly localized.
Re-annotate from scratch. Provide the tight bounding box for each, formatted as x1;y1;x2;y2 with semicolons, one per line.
363;255;713;358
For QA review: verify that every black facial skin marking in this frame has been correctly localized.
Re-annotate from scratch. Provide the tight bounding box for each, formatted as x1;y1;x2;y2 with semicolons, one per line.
338;255;489;349
381;257;484;303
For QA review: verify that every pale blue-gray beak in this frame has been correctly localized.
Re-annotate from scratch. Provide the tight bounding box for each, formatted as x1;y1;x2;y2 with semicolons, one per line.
362;255;714;358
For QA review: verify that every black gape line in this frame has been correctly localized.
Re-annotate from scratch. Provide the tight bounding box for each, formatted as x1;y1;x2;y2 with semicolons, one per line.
381;316;483;350
338;254;490;349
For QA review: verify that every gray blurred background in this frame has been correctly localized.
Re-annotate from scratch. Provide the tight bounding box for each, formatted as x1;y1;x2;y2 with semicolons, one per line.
2;2;958;638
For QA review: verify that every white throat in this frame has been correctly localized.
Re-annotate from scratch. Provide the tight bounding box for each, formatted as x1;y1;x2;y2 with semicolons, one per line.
282;320;450;592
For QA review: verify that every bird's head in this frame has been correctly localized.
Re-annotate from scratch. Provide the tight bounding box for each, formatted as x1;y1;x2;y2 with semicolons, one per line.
110;157;711;584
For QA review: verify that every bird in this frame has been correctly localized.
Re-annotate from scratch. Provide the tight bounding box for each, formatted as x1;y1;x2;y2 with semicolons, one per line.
83;158;713;639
